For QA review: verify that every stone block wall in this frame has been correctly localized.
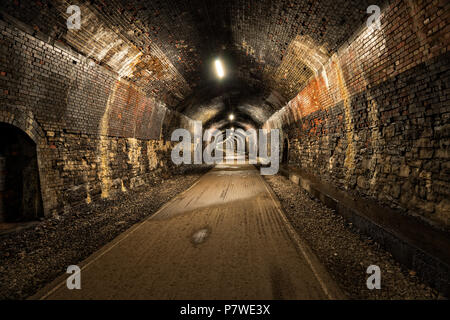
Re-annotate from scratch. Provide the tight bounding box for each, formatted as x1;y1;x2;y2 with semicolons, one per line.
0;18;195;217
263;0;449;228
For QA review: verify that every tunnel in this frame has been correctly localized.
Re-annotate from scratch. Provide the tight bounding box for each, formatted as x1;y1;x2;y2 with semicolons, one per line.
0;0;449;303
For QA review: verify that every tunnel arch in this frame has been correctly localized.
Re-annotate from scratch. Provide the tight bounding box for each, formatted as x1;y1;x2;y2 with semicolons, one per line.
0;106;50;218
282;138;289;165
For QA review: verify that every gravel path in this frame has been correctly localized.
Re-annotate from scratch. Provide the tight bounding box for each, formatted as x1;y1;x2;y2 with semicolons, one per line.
264;174;445;300
0;167;210;300
36;164;340;300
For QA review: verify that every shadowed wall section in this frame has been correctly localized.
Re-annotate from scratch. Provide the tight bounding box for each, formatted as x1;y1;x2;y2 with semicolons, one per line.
0;17;196;217
263;0;449;228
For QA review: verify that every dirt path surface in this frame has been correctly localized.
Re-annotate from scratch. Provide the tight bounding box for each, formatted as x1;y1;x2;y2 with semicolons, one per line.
264;174;444;300
33;164;343;300
0;168;208;300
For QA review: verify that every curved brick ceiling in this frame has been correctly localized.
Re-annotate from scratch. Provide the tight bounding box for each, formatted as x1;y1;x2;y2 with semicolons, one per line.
0;0;387;129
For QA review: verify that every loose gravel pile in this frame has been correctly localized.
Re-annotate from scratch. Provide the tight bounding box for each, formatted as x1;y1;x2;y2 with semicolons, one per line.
0;167;209;300
264;174;445;300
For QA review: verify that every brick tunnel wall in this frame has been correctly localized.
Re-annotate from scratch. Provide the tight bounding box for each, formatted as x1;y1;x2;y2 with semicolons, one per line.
0;18;196;218
263;0;449;228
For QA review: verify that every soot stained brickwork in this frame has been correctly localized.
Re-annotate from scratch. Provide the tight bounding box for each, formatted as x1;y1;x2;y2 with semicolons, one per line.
264;0;449;227
0;17;196;218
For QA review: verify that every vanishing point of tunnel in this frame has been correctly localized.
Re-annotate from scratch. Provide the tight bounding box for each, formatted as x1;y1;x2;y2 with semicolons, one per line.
0;0;449;301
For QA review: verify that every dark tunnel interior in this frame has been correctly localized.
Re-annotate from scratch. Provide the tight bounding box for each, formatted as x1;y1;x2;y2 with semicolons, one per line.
0;0;448;303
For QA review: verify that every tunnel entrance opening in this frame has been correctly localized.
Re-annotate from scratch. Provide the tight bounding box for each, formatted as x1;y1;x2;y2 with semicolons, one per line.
282;139;289;165
0;123;44;223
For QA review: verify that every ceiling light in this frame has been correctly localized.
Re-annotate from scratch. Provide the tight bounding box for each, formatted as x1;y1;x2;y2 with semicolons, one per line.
215;59;225;78
229;114;234;121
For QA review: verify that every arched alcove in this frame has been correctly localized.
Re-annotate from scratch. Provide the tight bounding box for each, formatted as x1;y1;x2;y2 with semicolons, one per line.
0;123;44;222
